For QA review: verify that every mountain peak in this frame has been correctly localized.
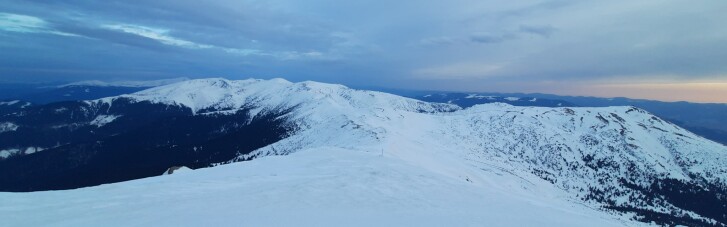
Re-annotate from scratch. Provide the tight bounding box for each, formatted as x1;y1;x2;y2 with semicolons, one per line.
94;78;456;115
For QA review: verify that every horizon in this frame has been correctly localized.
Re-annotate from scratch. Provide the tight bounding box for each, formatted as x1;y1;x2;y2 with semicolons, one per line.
2;1;727;103
3;76;726;104
1;2;727;223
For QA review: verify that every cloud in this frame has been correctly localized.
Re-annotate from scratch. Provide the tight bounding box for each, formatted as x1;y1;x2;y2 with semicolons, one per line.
102;24;214;49
52;23;175;52
413;62;504;80
1;1;727;103
469;34;512;44
489;0;574;19
278;51;325;60
0;13;46;33
469;25;556;44
100;23;289;58
518;25;557;38
418;36;457;46
580;82;727;103
0;12;77;36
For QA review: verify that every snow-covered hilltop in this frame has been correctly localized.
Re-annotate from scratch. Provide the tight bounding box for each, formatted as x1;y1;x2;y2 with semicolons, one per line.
1;78;725;226
94;78;458;115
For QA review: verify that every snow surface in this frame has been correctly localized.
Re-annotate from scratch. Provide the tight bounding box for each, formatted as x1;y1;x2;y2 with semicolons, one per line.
0;147;630;227
23;146;44;155
3;78;726;226
0;100;19;105
89;115;120;127
162;166;192;175
0;122;18;133
465;94;496;100
94;78;457;115
0;147;43;159
0;148;20;158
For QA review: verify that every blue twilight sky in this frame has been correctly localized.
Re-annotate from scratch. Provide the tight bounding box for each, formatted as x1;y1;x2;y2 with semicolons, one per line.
1;0;727;102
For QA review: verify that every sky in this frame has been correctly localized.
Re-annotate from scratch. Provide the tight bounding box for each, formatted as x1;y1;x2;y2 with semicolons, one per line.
1;0;727;103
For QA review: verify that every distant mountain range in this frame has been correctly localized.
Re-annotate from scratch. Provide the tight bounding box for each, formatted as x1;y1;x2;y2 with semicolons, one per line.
0;78;188;105
3;79;725;146
1;78;725;226
57;78;190;88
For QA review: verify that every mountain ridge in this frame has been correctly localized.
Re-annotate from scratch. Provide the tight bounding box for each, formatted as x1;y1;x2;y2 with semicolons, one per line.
1;78;725;226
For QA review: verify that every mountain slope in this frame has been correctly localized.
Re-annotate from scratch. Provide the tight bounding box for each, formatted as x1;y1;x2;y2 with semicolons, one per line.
0;100;31;117
0;147;627;227
1;78;725;226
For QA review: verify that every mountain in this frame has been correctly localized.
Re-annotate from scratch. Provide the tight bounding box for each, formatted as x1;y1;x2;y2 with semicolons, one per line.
14;86;150;104
0;100;32;116
0;83;55;100
0;77;189;105
57;77;189;88
411;92;727;146
1;78;725;226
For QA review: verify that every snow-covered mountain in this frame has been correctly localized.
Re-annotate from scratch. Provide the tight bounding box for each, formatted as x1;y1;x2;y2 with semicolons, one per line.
409;92;727;146
1;78;725;226
0;100;31;115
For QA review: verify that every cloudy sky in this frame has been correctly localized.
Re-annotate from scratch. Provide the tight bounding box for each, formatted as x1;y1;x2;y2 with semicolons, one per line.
1;0;727;103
